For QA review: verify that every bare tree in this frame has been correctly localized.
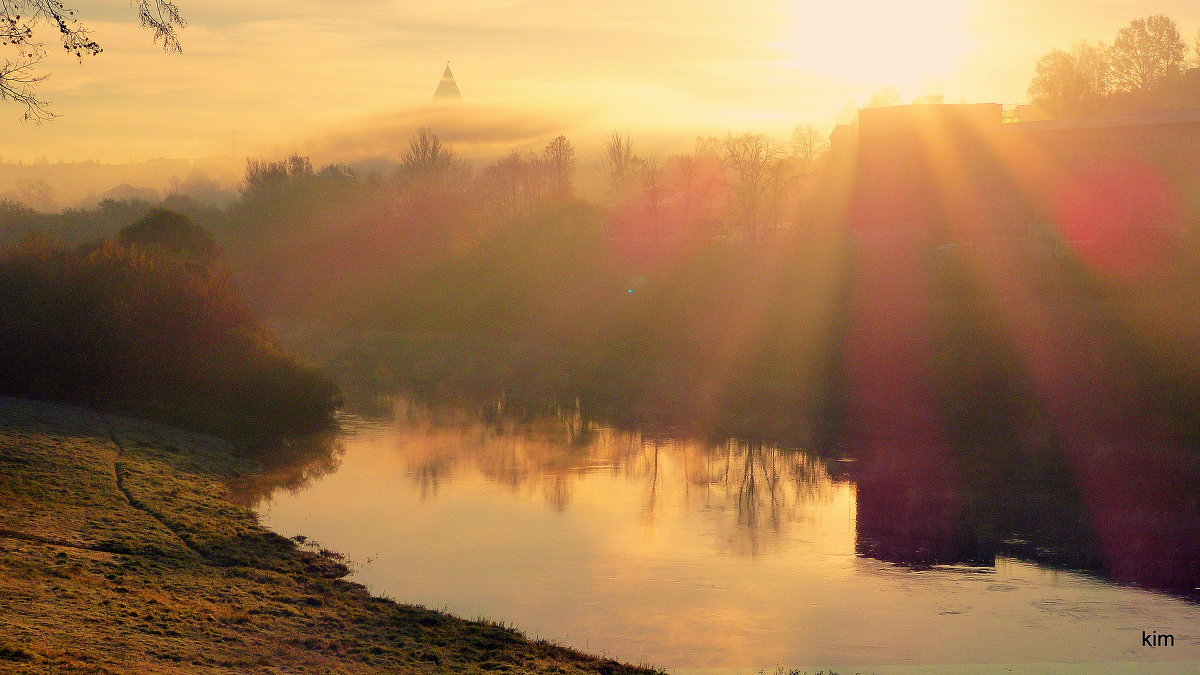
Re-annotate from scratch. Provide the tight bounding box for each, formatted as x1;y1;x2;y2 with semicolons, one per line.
2;0;185;120
599;131;639;198
790;123;829;177
721;132;789;241
476;149;550;220
1027;41;1111;117
6;177;55;211
670;136;724;234
401;127;464;182
864;87;901;109
637;156;664;235
1109;15;1187;93
542;135;576;200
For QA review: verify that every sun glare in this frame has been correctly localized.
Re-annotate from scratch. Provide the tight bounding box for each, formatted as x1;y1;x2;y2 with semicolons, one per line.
783;0;976;93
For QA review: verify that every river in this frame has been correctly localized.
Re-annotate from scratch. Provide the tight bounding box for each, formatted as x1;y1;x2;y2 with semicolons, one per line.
246;397;1200;673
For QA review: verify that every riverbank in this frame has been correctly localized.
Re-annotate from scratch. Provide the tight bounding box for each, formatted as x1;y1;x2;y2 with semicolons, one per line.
0;396;661;674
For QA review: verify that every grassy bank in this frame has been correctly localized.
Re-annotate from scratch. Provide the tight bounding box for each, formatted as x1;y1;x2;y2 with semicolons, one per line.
0;396;661;674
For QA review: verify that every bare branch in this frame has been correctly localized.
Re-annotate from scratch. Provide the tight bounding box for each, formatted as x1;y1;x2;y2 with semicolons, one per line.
136;0;185;53
0;56;54;121
1;0;185;119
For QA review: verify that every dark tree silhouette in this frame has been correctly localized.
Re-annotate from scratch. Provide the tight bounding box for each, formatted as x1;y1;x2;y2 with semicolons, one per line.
1109;15;1187;93
117;208;221;267
721;132;789;240
400;127;463;184
1;0;184;121
1027;41;1111;117
600;131;639;198
541;135;576;200
791;123;829;176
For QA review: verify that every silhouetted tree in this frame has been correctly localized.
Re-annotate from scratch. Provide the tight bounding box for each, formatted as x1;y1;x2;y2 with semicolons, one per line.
637;156;664;235
542;135;576;200
600;131;639;198
1027;41;1111;117
242;158;289;198
477;150;549;220
790;124;829;177
864;87;901;109
117;208;221;267
6;177;56;211
2;0;184;120
315;163;356;182
238;155;320;210
0;233;338;437
286;154;314;179
167;169;233;206
665;136;724;236
399;127;465;187
722;132;789;240
395;128;471;244
1109;15;1187;93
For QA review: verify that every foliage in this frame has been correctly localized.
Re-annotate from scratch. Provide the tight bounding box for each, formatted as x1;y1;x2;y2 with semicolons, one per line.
1109;14;1187;93
0;226;339;440
1028;14;1197;117
0;125;834;443
116;207;221;266
1027;41;1111;117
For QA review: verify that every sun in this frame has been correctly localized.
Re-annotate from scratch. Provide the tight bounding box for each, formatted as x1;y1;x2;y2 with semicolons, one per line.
781;0;977;95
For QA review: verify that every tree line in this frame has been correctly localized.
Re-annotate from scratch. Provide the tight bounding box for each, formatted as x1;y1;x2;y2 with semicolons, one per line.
1028;14;1200;118
0;208;340;444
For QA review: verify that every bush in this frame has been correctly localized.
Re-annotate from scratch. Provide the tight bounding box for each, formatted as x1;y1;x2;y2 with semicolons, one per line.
0;229;339;442
116;208;222;267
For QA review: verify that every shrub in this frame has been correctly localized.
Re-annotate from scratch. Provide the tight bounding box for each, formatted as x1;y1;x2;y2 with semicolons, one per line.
0;228;339;442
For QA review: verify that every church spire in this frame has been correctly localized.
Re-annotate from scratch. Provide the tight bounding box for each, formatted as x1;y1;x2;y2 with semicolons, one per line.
433;62;461;101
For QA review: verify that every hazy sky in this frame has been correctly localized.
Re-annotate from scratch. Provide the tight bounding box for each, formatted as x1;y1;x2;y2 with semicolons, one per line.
5;0;1200;162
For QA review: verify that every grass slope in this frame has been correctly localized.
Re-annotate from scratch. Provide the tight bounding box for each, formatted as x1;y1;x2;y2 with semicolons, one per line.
0;397;661;674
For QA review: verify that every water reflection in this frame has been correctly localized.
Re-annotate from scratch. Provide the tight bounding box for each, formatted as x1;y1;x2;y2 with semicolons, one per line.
247;394;1200;668
850;434;1200;601
239;393;1199;600
228;428;345;505
382;396;842;556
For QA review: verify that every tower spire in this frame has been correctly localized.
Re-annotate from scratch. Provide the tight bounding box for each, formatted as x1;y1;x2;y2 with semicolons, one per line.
433;62;461;101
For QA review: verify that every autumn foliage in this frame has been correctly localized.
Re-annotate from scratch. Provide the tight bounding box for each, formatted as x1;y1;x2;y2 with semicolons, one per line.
0;218;339;441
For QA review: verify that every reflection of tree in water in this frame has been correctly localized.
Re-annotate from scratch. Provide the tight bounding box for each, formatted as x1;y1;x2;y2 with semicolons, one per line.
227;428;345;506
693;439;838;556
389;396;840;554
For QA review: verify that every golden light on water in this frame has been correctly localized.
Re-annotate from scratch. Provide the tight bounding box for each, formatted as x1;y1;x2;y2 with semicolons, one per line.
254;404;1200;669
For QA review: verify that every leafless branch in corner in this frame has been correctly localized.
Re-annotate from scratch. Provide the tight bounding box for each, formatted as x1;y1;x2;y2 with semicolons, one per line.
1;0;186;119
136;0;185;53
0;57;54;122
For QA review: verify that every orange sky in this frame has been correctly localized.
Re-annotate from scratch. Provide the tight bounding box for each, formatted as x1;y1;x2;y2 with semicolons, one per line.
4;0;1200;162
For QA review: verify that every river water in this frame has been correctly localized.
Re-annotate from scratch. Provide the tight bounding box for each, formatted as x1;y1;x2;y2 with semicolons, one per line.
248;398;1200;673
